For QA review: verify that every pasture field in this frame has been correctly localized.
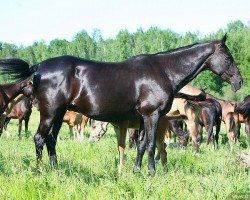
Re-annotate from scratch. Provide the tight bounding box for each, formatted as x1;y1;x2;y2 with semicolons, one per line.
0;109;249;200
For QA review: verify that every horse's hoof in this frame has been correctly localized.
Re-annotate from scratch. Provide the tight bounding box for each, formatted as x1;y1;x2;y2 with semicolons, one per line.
148;169;156;177
133;166;141;174
163;166;168;173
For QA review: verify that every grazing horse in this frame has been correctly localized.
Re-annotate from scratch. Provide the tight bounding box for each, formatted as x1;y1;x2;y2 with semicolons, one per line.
164;119;188;146
0;34;242;175
3;97;32;138
205;94;242;145
236;95;250;145
63;111;88;141
89;119;109;143
236;95;250;119
187;99;222;149
0;74;33;136
167;97;222;151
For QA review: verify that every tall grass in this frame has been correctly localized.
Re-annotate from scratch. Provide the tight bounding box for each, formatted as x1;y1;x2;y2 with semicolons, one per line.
0;109;249;199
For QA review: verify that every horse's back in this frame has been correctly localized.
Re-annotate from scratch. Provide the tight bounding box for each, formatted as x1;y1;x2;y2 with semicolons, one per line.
33;55;170;121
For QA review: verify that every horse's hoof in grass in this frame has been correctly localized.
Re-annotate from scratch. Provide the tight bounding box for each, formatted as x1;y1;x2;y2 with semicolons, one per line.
148;169;156;177
133;166;141;174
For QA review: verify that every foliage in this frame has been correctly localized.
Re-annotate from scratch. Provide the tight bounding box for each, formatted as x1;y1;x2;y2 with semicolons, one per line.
0;20;250;99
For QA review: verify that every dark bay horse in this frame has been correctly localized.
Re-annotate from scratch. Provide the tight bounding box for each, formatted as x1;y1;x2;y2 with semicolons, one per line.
4;97;32;138
187;99;222;149
236;95;250;118
0;34;242;175
236;95;250;145
205;93;242;146
0;71;33;136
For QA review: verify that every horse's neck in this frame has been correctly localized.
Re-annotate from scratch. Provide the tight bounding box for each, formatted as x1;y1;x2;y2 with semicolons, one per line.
1;79;27;101
154;42;215;92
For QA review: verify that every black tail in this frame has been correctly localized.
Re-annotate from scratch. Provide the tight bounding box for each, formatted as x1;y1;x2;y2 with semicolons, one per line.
175;92;206;101
0;58;38;82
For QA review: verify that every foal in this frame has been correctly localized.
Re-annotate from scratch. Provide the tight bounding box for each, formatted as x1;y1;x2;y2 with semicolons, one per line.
63;111;88;141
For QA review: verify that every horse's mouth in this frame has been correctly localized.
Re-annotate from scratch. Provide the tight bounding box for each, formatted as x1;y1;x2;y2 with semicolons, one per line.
231;82;240;92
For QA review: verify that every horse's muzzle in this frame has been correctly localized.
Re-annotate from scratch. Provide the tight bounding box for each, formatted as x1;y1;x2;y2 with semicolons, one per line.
231;78;243;92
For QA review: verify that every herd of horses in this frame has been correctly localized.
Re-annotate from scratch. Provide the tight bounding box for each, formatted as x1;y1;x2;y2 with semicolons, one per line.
0;34;249;176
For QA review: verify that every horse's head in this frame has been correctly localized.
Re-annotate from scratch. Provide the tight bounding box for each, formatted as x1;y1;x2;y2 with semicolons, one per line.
89;120;108;143
22;80;33;97
205;33;243;92
235;95;250;118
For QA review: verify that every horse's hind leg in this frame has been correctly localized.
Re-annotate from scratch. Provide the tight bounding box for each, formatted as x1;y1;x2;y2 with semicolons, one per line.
186;121;200;152
45;112;65;167
18;119;23;139
34;118;54;168
215;120;221;149
134;119;146;173
134;110;160;176
24;116;30;133
156;117;168;171
69;126;74;140
114;121;127;175
3;117;11;134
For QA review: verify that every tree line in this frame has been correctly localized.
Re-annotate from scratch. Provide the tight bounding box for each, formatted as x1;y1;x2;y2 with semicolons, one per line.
0;20;249;100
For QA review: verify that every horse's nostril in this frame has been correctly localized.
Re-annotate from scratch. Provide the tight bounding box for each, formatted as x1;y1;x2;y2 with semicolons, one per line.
239;80;243;87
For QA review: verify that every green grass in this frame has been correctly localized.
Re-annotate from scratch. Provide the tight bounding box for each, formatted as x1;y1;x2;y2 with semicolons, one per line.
0;109;249;199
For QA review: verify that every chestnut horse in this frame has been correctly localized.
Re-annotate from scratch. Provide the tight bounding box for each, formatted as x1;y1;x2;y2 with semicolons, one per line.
3;97;32;138
63;111;88;141
0;34;242;175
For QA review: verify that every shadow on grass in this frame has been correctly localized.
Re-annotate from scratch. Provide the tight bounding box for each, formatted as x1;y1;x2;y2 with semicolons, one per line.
57;159;118;185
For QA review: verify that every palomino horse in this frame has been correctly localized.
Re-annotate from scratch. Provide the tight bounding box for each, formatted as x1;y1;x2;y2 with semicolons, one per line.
0;34;242;175
63;111;88;141
3;97;32;138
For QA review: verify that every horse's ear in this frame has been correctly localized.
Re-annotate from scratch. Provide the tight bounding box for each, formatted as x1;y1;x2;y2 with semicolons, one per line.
221;33;228;45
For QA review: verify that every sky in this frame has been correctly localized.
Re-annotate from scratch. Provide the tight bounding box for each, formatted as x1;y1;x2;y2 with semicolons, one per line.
0;0;249;46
